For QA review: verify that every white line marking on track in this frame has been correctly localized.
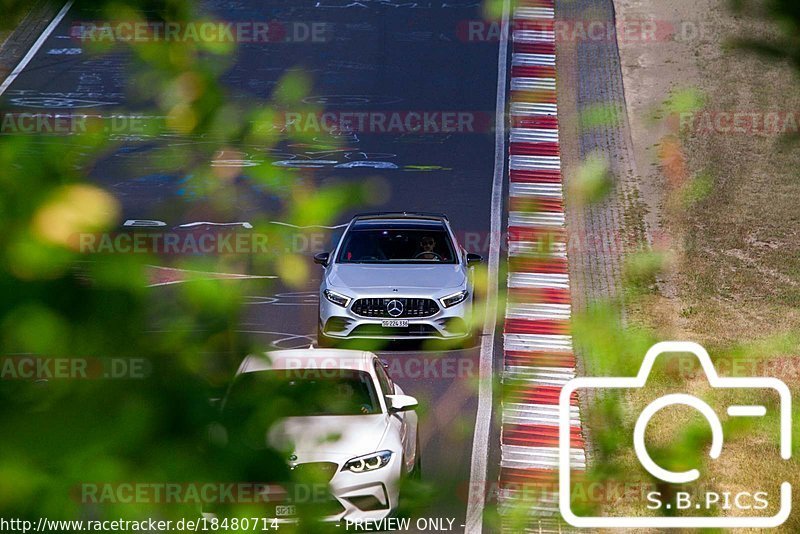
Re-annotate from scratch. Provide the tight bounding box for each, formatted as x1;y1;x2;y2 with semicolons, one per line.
509;211;565;227
465;0;509;531
509;102;559;116
268;221;347;229
505;334;573;353
506;302;571;320
515;7;555;19
510;155;562;170
513;30;556;43
0;1;74;97
146;266;277;287
509;182;563;197
234;331;315;349
508;272;570;289
508;241;567;257
504;366;577;384
502;403;581;426
511;77;557;91
510;128;559;143
512;54;557;67
501;445;586;470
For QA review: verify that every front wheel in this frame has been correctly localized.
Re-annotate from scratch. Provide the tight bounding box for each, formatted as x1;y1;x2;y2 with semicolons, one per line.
316;326;337;348
410;433;422;479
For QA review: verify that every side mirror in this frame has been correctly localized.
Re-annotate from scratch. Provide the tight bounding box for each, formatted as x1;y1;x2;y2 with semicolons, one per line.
386;394;418;413
206;421;228;447
466;253;483;266
314;252;330;266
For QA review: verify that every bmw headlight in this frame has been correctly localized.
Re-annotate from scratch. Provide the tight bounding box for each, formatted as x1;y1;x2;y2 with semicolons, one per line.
342;451;393;473
324;289;352;308
439;290;468;308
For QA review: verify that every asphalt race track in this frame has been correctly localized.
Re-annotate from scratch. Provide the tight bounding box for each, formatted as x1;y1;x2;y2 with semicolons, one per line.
0;1;506;531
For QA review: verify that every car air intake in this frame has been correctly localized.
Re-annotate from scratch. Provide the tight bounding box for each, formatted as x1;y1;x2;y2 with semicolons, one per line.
350;324;440;337
346;494;390;512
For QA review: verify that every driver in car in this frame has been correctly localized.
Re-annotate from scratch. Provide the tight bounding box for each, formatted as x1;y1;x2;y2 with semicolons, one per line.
417;236;439;260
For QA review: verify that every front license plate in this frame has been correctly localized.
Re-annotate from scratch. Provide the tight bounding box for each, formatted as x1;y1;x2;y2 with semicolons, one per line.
381;320;409;328
275;505;296;517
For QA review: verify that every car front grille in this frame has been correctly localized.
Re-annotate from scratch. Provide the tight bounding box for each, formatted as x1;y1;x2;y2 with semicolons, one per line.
351;297;439;318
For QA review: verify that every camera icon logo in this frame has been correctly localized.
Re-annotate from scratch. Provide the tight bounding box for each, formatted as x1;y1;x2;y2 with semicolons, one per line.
558;341;792;528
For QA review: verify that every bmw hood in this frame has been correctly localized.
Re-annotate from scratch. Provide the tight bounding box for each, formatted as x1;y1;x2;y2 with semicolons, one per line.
328;264;466;291
268;414;388;459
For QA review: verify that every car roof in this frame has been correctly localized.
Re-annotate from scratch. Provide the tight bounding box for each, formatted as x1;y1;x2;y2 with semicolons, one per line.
351;219;447;230
236;348;377;375
352;212;448;222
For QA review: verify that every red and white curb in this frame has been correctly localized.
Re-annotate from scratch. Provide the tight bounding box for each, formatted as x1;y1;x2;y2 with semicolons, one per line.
499;0;587;531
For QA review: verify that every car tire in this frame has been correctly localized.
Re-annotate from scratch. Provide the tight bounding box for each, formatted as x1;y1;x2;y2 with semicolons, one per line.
316;326;336;348
465;329;480;349
410;433;422;479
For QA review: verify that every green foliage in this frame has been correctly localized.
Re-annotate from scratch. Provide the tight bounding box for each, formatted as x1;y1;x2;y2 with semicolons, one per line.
728;0;800;70
567;152;613;206
579;103;620;132
0;0;366;530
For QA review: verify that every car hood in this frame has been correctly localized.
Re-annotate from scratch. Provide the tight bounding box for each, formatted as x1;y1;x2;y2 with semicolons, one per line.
267;414;388;460
328;264;466;291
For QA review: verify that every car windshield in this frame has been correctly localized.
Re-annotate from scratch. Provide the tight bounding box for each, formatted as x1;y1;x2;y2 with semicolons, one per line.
226;369;381;417
337;227;457;264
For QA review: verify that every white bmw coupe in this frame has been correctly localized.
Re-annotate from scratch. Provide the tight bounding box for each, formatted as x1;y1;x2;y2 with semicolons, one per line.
224;348;420;522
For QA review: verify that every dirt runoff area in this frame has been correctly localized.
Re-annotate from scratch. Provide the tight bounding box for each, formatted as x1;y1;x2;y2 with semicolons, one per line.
608;0;800;530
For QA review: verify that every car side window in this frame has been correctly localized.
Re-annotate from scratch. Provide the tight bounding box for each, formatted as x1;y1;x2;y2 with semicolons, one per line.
373;359;394;396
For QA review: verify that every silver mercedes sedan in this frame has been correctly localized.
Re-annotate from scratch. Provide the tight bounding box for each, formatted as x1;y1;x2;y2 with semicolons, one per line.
314;212;482;347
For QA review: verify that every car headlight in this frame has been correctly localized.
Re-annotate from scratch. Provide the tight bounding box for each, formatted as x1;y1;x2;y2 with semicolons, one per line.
324;289;352;308
342;451;393;473
439;290;468;308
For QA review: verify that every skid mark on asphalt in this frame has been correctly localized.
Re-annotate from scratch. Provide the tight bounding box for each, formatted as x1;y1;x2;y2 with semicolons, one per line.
313;0;481;7
234;330;315;349
267;221;347;229
146;265;277;287
244;292;318;306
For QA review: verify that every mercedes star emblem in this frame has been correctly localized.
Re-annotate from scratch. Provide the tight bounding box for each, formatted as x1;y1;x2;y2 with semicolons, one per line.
386;299;404;317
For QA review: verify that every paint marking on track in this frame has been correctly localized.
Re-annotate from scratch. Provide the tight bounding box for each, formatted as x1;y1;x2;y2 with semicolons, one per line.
146;265;277;287
0;1;75;98
464;0;510;532
268;221;348;229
